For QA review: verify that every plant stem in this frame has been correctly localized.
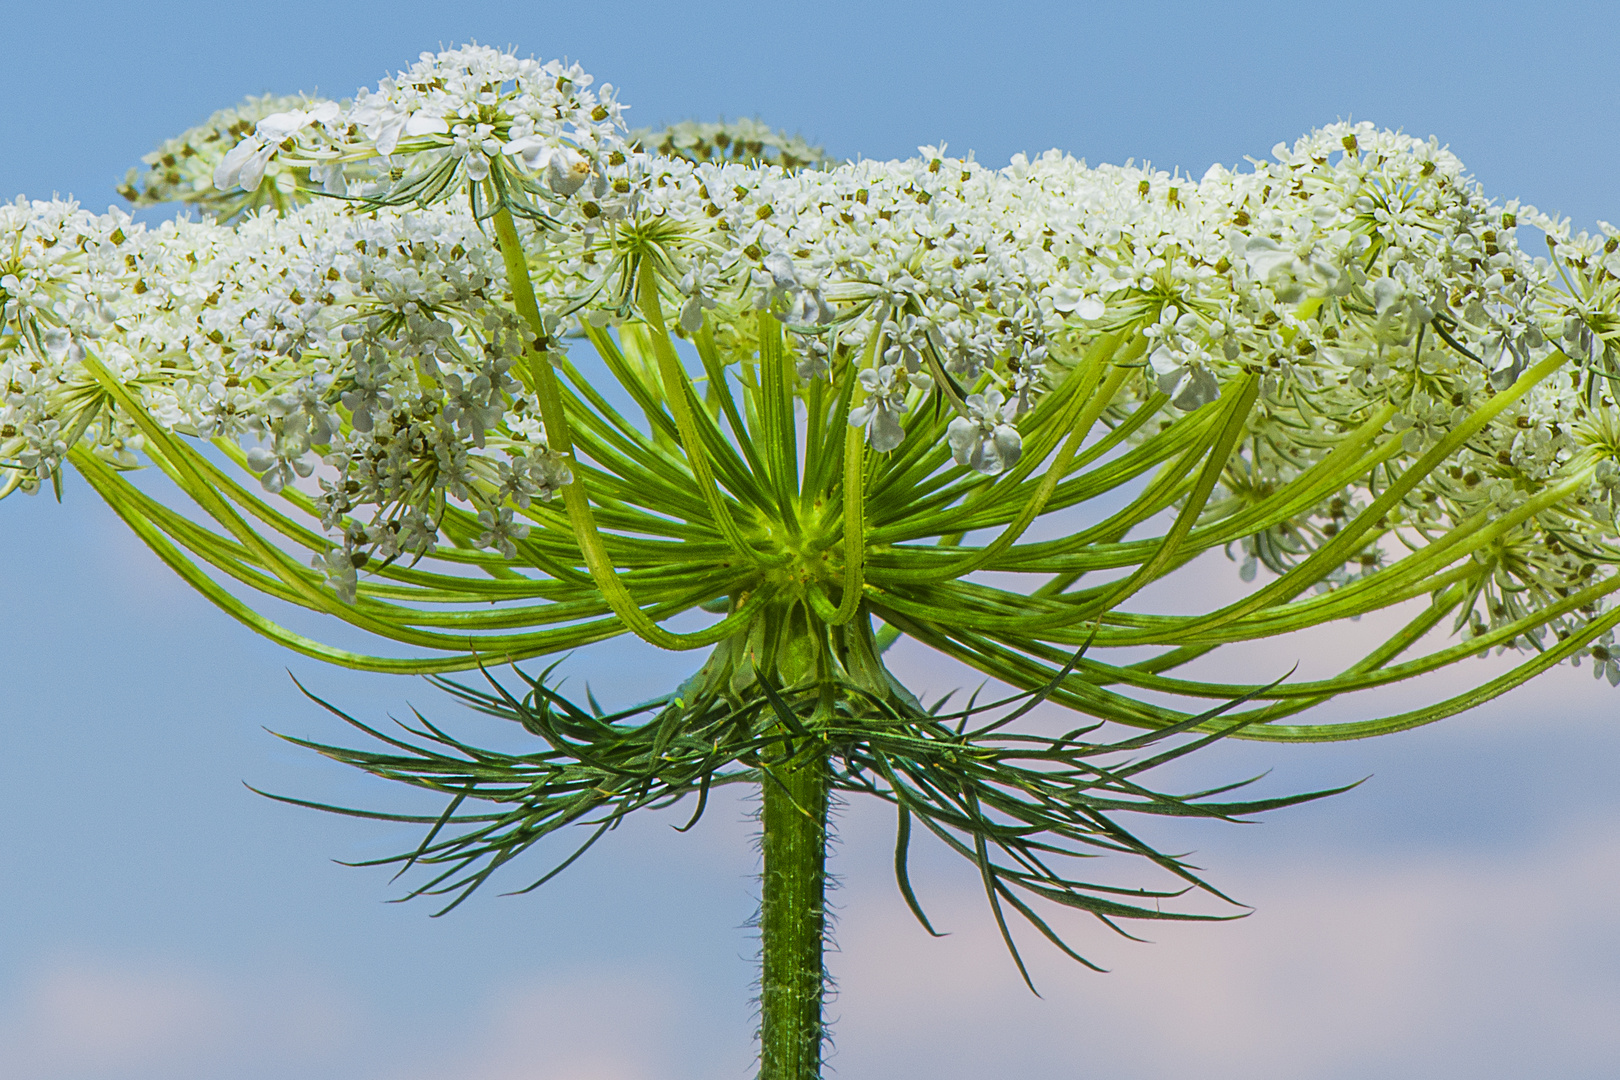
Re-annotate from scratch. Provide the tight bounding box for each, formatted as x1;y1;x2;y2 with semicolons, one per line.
759;745;829;1080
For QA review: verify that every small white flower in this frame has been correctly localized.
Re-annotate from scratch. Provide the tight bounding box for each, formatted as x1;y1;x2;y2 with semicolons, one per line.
546;148;591;196
214;103;343;192
1150;345;1220;411
1589;634;1620;686
213;137;278;193
677;265;720;333
946;388;1023;475
311;545;359;603
477;506;531;558
849;364;912;452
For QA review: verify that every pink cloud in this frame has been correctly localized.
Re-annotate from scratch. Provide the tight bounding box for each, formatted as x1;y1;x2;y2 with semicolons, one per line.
388;969;739;1080
827;819;1620;1079
0;958;360;1079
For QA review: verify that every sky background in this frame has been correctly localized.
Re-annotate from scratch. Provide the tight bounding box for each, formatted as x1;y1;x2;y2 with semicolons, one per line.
4;2;1620;1078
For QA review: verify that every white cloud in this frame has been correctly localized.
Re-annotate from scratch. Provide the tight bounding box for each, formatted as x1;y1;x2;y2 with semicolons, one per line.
827;819;1620;1079
0;961;226;1076
0;957;737;1080
387;969;701;1080
0;958;361;1080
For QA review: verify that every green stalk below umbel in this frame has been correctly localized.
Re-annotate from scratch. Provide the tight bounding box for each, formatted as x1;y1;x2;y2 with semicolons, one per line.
759;746;829;1080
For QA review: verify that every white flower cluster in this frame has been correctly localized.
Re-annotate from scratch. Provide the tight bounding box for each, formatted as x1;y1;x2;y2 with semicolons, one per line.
7;46;1620;667
625;145;1062;435
633;117;837;171
0;195;571;593
208;44;628;213
119;93;361;222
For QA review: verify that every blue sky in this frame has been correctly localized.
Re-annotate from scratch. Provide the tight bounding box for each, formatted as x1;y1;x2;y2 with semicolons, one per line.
4;3;1620;1078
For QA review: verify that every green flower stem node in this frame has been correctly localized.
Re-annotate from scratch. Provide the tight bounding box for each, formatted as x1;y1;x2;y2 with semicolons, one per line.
759;745;830;1080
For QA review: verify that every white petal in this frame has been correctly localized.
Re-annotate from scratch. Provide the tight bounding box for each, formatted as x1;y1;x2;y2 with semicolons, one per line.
546;149;589;196
946;416;976;464
679;295;706;334
1243;236;1295;279
236;143;279;194
256;111;308;140
504;136;552;171
764;252;798;288
213;138;260;190
1171;366;1221;411
869;408;905;452
370;114;408;157
1372;277;1403;315
306;101;342;127
1148;346;1183;378
311;160;348;196
992;425;1023;469
403;112;450;137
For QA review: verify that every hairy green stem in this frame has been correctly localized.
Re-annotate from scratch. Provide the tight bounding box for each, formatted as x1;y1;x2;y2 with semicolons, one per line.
759;746;829;1080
